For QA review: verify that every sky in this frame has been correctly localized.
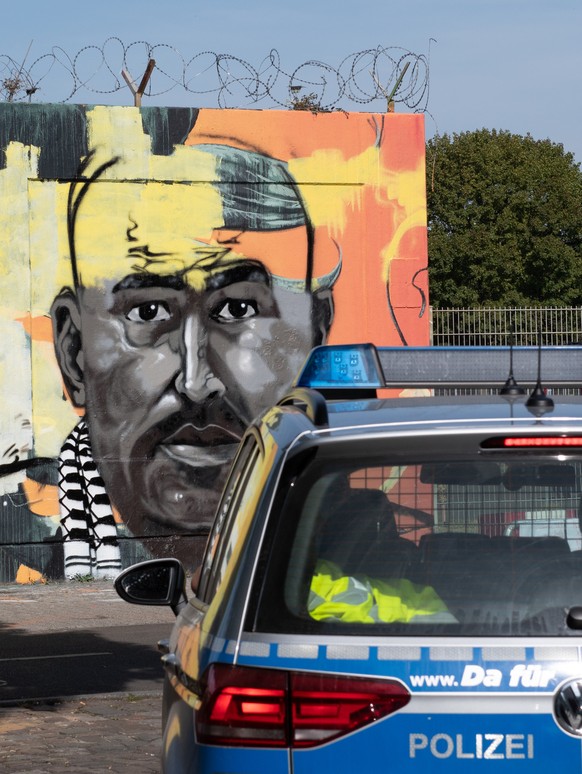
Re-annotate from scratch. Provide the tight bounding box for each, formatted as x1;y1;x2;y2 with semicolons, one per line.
1;0;581;163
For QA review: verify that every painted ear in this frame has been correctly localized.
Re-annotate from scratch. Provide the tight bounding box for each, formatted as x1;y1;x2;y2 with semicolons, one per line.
50;289;86;408
312;289;334;346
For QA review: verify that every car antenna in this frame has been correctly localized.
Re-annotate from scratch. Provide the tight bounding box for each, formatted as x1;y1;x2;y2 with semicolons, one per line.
500;324;526;396
526;328;554;415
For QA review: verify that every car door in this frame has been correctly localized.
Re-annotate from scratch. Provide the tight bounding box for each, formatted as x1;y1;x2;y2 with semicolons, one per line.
163;432;292;773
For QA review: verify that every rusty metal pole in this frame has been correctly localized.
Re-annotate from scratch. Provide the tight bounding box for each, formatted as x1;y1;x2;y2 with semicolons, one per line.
136;58;156;107
386;61;410;112
121;59;156;107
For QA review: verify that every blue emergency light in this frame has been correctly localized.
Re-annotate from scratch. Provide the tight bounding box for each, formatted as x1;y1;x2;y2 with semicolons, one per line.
295;343;582;391
295;344;385;390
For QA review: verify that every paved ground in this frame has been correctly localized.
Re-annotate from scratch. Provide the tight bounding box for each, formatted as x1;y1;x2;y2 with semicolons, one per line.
0;578;176;633
1;693;162;773
0;579;176;773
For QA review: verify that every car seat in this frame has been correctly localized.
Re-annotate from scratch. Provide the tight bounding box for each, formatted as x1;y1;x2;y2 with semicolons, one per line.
317;488;418;579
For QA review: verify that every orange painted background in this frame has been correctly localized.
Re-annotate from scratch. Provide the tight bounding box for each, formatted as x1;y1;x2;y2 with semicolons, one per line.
185;109;429;347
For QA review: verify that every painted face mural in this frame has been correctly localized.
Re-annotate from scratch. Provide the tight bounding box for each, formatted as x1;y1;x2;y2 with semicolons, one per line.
0;105;428;582
52;147;337;570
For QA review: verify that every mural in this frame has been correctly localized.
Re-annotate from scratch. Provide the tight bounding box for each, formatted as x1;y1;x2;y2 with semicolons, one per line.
0;104;429;583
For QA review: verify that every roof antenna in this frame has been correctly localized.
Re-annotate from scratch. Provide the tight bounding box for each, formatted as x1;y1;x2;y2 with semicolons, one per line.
500;324;526;396
526;328;554;415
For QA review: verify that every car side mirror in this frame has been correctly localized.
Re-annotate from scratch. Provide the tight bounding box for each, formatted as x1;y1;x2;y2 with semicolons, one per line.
114;558;188;616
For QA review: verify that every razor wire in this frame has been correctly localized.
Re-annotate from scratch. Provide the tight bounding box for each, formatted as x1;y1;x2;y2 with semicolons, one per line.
0;40;430;111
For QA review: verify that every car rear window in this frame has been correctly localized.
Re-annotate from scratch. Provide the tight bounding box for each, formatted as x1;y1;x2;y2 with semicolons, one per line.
251;451;582;636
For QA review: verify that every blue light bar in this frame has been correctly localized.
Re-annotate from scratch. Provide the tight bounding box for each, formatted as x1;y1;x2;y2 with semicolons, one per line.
295;344;582;391
295;344;385;390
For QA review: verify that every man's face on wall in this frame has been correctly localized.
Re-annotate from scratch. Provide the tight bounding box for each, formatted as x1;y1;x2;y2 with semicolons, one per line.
53;180;329;538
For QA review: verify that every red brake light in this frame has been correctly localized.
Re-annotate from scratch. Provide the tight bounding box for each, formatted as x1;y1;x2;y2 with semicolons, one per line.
482;435;582;449
291;672;409;747
195;664;410;748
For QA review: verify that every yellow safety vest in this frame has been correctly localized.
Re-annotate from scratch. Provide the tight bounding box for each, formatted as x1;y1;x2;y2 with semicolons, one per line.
309;559;449;623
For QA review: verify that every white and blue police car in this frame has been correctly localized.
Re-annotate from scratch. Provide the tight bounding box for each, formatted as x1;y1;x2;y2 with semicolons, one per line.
116;343;582;772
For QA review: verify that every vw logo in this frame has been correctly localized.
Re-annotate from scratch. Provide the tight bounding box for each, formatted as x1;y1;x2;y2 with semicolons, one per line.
554;678;582;736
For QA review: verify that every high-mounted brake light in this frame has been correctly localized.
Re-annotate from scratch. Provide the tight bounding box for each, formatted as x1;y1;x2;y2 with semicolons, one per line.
195;663;410;748
482;436;582;449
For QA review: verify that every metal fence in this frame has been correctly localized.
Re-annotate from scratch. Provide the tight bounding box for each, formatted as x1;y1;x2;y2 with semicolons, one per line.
430;307;582;347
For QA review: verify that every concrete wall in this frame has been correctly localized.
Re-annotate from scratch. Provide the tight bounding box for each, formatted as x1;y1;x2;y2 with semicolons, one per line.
0;104;429;583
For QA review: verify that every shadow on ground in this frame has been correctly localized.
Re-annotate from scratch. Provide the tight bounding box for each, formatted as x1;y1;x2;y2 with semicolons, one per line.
0;620;170;704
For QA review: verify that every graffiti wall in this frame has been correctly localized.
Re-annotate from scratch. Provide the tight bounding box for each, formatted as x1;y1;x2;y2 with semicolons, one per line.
0;104;429;583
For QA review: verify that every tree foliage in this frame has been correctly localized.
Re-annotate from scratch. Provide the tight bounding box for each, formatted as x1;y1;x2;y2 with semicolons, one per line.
427;129;582;308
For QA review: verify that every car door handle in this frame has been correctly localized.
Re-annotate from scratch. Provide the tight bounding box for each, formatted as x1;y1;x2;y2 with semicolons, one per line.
161;652;180;674
162;653;202;697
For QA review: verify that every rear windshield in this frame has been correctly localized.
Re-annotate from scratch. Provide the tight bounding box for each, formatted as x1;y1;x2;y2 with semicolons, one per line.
252;451;582;636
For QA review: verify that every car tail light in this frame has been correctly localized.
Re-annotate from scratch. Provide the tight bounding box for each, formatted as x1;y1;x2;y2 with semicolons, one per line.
195;663;410;748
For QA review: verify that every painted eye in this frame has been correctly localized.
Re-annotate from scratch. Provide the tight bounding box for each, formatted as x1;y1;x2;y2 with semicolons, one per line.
212;299;259;322
126;301;171;322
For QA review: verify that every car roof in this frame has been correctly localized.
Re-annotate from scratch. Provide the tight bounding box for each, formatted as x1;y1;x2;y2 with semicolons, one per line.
270;395;582;453
266;343;582;446
324;394;582;429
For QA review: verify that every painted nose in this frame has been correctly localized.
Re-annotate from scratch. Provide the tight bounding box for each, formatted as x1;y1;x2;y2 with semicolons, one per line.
174;315;226;403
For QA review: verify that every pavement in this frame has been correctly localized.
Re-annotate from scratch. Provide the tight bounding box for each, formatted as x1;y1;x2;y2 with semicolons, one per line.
0;578;176;633
0;579;177;773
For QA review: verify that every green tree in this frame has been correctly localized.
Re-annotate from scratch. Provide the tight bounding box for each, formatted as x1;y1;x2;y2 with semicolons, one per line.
427;129;582;308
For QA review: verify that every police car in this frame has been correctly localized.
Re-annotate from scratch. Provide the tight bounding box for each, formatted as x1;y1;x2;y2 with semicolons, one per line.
116;343;582;772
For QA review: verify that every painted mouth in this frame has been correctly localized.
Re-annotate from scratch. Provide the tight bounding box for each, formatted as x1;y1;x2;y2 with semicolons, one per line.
156;422;242;468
